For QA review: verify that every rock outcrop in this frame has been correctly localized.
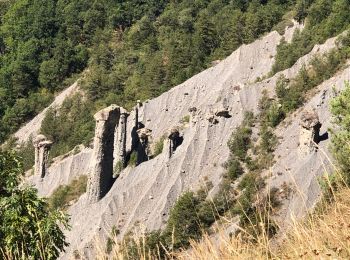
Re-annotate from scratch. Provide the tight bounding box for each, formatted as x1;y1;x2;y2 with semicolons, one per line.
136;128;152;164
33;135;53;178
87;105;120;203
167;128;182;158
299;109;321;156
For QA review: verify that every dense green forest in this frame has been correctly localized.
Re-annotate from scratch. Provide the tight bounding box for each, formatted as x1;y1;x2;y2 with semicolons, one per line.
0;0;295;145
1;0;350;160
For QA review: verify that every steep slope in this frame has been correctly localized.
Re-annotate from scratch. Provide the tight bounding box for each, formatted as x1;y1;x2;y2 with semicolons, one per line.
23;22;346;258
13;82;80;144
61;28;342;258
64;30;284;258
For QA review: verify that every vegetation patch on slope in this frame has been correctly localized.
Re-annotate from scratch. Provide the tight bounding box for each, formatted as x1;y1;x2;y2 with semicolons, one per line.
48;175;88;210
271;0;350;75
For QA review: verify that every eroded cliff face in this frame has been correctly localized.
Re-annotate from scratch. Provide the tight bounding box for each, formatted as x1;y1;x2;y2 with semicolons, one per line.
21;21;347;259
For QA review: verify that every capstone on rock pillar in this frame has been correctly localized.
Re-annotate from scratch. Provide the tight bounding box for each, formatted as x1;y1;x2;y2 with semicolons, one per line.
299;109;321;157
33;135;53;179
87;105;120;203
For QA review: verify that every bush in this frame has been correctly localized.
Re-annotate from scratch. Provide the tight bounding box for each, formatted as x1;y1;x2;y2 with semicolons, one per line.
153;136;166;157
0;151;69;259
49;175;88;210
330;81;350;184
128;151;137;167
228;125;252;161
180;115;190;124
113;160;124;178
224;157;244;181
275;43;348;120
271;0;350;75
16;137;35;172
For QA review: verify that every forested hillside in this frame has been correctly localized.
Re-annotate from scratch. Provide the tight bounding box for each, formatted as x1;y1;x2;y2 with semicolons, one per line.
2;0;350;160
0;0;294;145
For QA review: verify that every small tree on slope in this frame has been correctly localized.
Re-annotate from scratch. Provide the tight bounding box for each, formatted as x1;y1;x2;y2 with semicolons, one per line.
0;151;69;259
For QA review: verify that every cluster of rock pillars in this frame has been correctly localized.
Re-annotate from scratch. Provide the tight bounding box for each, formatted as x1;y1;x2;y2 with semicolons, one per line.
32;101;325;204
33;101;183;204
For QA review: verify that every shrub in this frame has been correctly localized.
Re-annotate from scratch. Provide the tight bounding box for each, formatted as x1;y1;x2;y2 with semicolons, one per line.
153;135;166;157
224;157;244;181
128;151;137;167
41;94;95;159
228;125;252;161
113;160;124;177
330;81;350;184
0;151;68;259
16;137;35;172
163;191;202;248
180;115;190;124
49;175;88;210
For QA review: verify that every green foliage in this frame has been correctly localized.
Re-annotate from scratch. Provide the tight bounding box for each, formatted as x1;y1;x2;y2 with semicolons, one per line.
0;151;69;259
0;0;294;143
224;157;244;181
16;137;35;172
113;160;124;177
259;89;285;128
227;112;254;161
40;94;95;158
48;175;88;210
275;43;348;119
82;0;294;108
153;136;166;157
180;115;190;124
128;151;137;167
272;0;350;74
330;81;350;184
163;191;203;249
121;185;218;258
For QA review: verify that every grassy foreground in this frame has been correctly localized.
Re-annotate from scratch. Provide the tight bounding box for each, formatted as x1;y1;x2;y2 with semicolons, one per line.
93;180;350;259
177;187;350;260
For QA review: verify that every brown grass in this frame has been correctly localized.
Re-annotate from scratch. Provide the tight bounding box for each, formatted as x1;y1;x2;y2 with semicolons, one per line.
94;182;350;260
176;186;350;260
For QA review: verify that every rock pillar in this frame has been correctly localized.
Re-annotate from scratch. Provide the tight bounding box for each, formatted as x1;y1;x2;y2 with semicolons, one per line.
136;128;152;165
34;135;53;178
87;105;120;203
168;128;181;158
114;108;129;172
299;109;321;157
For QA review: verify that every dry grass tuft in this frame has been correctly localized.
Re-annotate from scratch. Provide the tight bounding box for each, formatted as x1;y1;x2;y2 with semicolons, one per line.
94;184;350;260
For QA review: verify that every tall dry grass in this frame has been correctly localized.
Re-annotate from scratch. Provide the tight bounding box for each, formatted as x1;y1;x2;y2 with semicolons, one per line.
177;187;350;260
94;170;350;260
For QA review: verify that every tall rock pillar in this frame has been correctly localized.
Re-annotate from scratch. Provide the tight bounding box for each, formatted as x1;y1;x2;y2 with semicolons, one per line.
34;135;53;178
114;108;129;173
299;109;321;157
87;105;120;203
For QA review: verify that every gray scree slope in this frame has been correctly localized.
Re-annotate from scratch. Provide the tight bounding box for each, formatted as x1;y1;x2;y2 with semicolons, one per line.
22;22;347;258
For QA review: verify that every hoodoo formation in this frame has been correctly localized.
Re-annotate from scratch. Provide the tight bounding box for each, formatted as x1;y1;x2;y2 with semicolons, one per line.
33;134;53;178
299;109;322;157
87;105;120;203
